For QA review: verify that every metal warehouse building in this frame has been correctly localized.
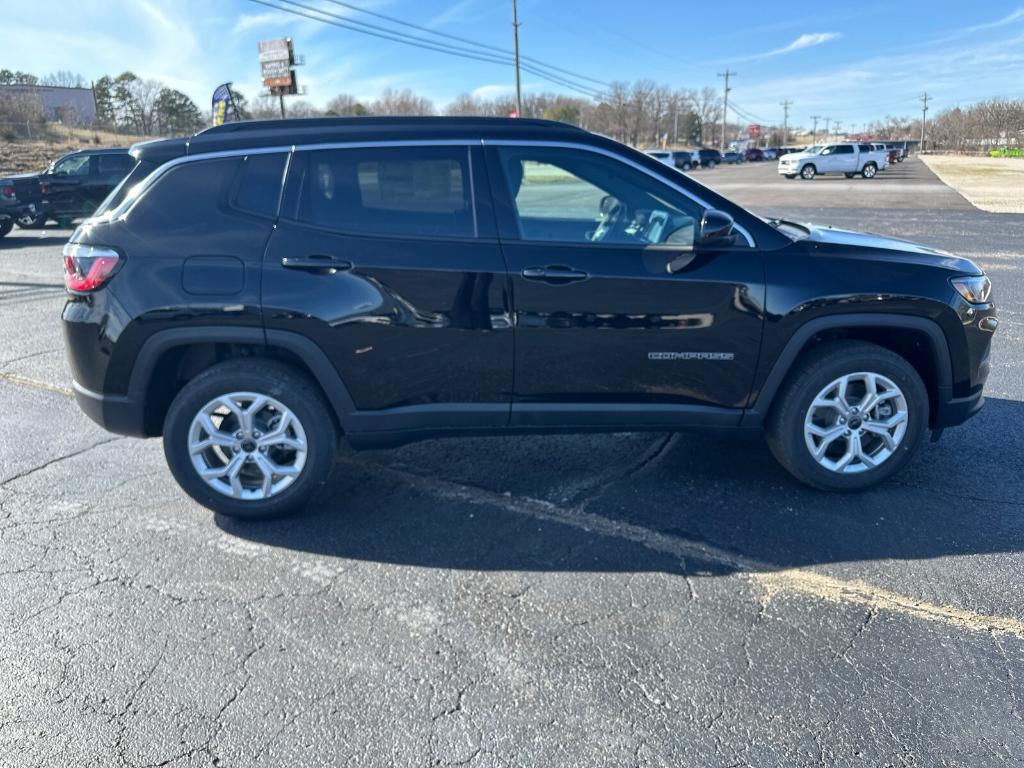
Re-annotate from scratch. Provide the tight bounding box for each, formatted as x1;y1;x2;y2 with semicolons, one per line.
0;84;96;125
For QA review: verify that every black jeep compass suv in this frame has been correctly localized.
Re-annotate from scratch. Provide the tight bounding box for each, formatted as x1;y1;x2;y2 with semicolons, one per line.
62;117;996;518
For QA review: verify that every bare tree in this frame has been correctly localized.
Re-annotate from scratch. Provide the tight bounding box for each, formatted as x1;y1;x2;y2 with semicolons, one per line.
370;88;435;116
324;93;370;116
41;70;86;88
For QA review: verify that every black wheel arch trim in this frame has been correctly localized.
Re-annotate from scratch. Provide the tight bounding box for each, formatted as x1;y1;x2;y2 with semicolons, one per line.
127;326;358;429
742;313;953;427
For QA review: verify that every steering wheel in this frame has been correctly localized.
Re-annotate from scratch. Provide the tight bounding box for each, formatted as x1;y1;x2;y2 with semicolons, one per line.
590;195;626;243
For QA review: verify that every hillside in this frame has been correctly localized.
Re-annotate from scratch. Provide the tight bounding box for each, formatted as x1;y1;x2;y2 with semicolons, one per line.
0;126;150;175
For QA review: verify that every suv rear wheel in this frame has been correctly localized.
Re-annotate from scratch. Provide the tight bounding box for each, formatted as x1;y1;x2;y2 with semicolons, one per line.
766;342;928;491
163;359;337;518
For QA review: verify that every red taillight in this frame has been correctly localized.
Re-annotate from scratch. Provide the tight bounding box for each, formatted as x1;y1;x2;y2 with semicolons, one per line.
63;243;121;292
0;185;13;199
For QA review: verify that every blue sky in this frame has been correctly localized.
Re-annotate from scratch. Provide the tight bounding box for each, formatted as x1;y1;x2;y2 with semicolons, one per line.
5;0;1024;130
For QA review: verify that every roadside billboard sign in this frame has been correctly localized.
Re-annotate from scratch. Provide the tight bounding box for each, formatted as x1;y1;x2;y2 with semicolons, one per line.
259;38;291;64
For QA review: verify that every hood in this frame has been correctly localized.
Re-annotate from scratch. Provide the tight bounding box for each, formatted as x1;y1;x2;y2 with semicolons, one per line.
806;224;982;274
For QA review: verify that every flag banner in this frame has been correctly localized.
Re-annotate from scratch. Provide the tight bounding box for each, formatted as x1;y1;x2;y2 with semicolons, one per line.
211;83;235;127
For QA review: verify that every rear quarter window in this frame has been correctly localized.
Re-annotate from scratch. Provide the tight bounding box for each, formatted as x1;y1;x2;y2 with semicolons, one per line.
127;157;241;233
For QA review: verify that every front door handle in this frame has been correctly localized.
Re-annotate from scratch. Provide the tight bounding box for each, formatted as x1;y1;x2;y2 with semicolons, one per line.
281;255;353;274
521;265;589;285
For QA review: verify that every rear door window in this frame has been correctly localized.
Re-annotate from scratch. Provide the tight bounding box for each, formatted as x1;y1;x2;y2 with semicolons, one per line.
290;146;476;238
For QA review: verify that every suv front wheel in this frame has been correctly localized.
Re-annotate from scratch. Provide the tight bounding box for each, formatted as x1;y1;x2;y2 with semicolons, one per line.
766;342;928;491
163;359;338;518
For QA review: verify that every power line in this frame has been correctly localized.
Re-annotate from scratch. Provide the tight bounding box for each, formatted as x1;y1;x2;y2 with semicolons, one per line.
246;0;607;99
318;0;610;87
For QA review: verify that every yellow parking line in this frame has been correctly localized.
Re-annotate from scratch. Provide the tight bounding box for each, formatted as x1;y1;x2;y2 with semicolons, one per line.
0;372;73;398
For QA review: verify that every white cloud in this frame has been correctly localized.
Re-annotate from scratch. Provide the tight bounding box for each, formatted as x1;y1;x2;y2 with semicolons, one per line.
471;84;515;99
233;11;289;32
762;32;841;58
428;0;480;29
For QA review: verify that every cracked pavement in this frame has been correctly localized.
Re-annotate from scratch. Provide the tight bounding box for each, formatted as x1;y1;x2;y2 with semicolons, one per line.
0;158;1021;766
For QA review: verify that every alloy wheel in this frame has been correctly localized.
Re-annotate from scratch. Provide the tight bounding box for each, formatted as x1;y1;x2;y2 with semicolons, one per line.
187;391;308;500
803;372;909;474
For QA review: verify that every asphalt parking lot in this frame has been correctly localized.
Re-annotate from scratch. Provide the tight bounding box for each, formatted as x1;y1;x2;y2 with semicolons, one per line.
1;157;1022;767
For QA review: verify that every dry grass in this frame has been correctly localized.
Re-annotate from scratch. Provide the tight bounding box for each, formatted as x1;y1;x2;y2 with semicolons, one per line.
0;125;150;175
920;154;1024;213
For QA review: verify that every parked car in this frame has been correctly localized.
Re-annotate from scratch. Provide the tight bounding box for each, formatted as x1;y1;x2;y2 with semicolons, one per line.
777;142;884;179
696;148;722;168
671;149;700;171
643;150;674;167
62;116;996;518
744;148;764;162
0;172;45;239
17;148;134;228
722;151;744;164
643;149;699;172
761;148;779;160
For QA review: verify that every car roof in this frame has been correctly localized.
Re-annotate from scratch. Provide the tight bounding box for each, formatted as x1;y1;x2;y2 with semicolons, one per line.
131;116;586;165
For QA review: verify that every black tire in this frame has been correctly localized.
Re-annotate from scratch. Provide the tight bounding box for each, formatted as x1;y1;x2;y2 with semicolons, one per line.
800;164;816;180
707;160;717;169
16;212;46;229
0;219;12;238
861;162;877;179
844;172;856;178
765;341;928;491
163;358;338;519
681;162;692;171
784;174;797;180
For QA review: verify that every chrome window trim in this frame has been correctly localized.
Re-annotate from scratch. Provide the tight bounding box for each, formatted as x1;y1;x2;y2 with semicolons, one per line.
108;137;755;247
482;138;756;248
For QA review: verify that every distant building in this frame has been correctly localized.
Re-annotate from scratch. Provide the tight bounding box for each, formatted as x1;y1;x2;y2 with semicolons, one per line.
0;84;96;125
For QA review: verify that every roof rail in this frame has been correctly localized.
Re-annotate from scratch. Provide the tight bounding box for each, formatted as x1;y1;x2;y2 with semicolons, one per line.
195;115;582;136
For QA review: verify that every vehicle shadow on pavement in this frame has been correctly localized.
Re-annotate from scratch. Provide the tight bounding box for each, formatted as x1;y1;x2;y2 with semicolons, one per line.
218;397;1023;576
0;234;70;249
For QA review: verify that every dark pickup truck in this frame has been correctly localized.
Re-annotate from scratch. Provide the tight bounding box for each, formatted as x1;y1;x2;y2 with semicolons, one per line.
0;172;44;238
0;148;133;237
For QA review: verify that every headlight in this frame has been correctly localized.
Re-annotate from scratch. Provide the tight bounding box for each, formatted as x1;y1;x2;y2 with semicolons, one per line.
951;275;992;304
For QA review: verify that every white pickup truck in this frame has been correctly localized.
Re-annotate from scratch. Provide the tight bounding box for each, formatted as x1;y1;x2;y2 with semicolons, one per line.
778;142;888;180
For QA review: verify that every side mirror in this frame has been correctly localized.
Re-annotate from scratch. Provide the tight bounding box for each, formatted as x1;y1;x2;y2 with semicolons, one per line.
698;209;736;246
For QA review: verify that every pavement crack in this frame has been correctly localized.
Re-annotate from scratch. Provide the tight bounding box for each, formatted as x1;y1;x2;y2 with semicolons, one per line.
1;436;121;487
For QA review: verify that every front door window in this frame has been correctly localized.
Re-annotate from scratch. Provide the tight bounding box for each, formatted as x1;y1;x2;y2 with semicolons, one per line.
496;146;702;247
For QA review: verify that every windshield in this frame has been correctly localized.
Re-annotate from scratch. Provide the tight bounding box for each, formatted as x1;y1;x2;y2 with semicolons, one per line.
803;145;822;155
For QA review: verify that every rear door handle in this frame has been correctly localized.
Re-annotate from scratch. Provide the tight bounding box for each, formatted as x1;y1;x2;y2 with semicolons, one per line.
521;265;589;284
281;255;353;274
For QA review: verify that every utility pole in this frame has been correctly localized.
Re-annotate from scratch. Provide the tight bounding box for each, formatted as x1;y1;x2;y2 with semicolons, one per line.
920;92;929;151
810;114;820;144
823;116;831;141
780;100;792;146
717;70;735;152
834;120;842;139
512;0;523;117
